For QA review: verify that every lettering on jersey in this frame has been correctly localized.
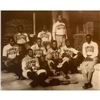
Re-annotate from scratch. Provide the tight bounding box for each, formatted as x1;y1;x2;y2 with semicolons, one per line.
40;32;49;39
16;34;27;42
85;46;94;53
56;24;65;30
34;49;43;56
64;49;73;57
52;50;59;59
7;47;18;56
26;58;36;69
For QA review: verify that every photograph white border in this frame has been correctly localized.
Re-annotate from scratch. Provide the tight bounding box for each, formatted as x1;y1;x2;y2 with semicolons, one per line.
0;0;100;100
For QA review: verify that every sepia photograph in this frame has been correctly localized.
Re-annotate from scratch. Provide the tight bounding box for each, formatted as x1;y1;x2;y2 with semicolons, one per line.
1;11;100;90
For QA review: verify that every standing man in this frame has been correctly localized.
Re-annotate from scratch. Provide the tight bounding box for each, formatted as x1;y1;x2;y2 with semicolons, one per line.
80;34;98;89
52;14;67;48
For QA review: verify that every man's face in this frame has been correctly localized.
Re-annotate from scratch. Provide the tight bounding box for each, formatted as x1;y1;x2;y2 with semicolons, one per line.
10;39;15;46
28;50;33;57
18;26;23;33
57;15;63;22
65;40;70;47
37;39;41;46
52;42;57;49
43;25;47;32
86;36;91;43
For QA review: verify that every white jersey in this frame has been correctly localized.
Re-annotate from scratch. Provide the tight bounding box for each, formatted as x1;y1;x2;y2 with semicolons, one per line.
31;44;46;57
22;55;40;78
3;44;19;59
47;48;60;59
14;33;29;44
38;31;51;42
82;41;98;59
52;21;67;40
60;45;78;58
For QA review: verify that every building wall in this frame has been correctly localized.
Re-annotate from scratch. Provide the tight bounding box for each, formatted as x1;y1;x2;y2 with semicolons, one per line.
1;12;33;46
2;18;33;46
1;11;100;57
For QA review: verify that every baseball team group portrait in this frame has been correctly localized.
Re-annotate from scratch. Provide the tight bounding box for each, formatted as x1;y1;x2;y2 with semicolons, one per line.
1;11;100;90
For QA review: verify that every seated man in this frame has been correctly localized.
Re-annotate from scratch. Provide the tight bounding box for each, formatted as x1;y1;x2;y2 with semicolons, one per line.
2;37;22;78
31;38;46;58
59;39;83;74
80;34;98;89
14;25;30;55
38;25;51;50
22;49;48;87
46;40;61;75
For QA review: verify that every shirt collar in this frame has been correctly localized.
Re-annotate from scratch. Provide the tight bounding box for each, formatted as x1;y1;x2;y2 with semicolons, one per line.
86;41;93;45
